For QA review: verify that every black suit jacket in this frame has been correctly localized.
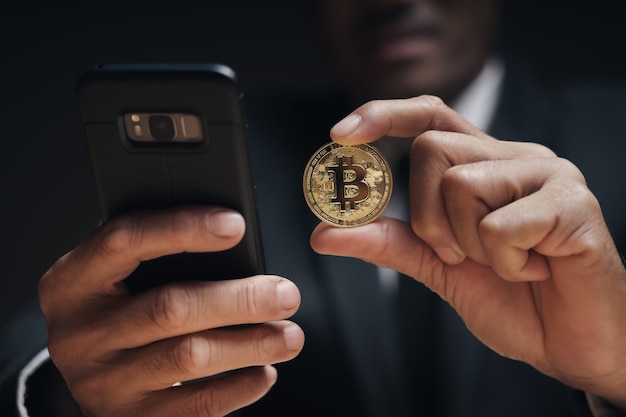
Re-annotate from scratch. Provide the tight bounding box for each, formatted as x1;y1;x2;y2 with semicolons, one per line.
240;62;626;416
1;62;625;417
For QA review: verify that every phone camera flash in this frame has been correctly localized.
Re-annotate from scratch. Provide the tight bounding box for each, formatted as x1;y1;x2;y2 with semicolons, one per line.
134;125;142;136
131;114;140;122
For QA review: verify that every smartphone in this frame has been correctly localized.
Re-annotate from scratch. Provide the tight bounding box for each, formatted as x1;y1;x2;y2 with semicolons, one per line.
77;63;265;293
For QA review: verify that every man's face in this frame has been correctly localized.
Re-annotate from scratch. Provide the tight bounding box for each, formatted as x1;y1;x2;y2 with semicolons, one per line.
310;0;499;104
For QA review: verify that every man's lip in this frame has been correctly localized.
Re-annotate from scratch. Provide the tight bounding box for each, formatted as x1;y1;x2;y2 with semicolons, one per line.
369;27;441;62
349;5;443;63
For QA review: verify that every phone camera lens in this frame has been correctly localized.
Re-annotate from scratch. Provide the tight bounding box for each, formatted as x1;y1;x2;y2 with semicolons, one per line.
148;115;176;141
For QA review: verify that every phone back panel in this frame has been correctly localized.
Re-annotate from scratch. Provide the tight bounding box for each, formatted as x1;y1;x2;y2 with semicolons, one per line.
78;64;265;293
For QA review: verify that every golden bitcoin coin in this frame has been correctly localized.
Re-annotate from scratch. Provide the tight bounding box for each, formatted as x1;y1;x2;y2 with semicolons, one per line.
303;142;392;227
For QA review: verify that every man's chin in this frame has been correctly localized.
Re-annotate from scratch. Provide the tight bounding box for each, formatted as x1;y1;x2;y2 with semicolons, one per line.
366;64;444;100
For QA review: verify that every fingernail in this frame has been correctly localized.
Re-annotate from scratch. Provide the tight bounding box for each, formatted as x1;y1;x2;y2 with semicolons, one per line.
264;365;278;385
277;280;300;310
283;324;304;352
209;211;245;237
436;247;466;265
331;113;361;137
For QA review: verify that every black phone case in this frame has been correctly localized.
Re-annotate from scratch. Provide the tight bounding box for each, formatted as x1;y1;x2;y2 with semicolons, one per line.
77;64;265;293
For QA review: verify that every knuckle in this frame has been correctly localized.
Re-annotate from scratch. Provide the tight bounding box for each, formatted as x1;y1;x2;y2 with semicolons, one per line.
174;335;216;378
46;335;69;368
411;216;443;243
415;94;446;108
37;252;73;316
46;327;70;356
192;388;222;417
359;99;386;116
48;320;108;374
569;182;598;207
70;370;116;414
149;285;194;331
525;142;557;158
176;384;227;417
556;157;587;183
37;261;57;293
441;165;475;192
251;326;279;362
411;130;444;156
178;209;209;241
76;374;102;399
98;215;143;259
37;270;57;315
501;140;556;159
478;215;506;246
415;95;448;128
235;280;263;320
550;158;599;209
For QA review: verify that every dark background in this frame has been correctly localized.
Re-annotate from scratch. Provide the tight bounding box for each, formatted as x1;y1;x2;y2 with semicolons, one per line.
1;0;625;325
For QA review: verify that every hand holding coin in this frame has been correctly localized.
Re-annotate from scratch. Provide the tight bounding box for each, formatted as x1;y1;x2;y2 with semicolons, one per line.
309;97;626;411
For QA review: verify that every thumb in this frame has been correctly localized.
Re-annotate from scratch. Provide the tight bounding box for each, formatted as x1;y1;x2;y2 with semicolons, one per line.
310;217;441;285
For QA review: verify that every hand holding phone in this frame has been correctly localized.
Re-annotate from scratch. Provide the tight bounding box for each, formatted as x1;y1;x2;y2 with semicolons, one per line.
38;205;302;417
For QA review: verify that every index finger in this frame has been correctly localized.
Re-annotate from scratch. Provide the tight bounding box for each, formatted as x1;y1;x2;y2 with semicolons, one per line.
39;205;245;309
329;95;486;144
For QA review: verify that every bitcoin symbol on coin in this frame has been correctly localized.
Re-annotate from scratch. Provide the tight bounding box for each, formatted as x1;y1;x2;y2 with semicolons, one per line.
303;142;392;227
328;156;369;211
